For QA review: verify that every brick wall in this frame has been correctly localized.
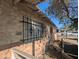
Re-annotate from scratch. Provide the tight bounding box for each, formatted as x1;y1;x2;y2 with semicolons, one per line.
0;0;50;59
0;39;48;59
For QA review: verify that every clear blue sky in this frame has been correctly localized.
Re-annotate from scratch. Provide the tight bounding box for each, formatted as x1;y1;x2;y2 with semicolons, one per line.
38;1;64;29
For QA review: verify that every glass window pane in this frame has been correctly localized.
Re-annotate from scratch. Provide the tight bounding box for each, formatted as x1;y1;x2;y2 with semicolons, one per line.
23;16;44;42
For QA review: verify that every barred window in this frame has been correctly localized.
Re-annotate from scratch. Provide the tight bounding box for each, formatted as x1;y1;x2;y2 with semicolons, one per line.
22;16;44;42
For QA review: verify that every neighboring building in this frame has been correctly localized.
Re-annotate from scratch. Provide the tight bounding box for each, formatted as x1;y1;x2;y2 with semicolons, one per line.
0;0;57;59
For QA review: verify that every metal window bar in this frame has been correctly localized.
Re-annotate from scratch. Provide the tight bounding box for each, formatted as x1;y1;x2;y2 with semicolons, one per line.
21;16;44;42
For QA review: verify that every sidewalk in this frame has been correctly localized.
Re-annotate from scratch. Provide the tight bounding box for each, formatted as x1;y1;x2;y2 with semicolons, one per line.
45;43;73;59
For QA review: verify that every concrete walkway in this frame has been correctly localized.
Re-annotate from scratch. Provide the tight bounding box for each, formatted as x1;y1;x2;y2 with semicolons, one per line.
45;44;73;59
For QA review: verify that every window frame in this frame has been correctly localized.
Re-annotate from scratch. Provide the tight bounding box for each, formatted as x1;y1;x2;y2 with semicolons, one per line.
21;16;45;42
